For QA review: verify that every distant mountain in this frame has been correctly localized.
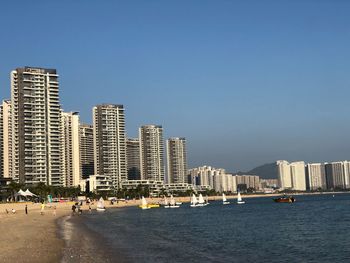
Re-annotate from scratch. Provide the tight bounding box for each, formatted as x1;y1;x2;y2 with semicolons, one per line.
235;163;277;179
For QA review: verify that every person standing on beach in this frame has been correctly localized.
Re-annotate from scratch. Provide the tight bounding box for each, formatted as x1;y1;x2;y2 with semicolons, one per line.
40;203;45;215
25;205;28;215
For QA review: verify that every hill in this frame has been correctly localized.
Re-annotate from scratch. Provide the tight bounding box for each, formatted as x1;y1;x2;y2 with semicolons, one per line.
236;163;277;179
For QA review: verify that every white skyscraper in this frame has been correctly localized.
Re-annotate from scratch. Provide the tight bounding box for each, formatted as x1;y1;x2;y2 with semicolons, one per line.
139;125;165;182
306;163;326;190
342;161;350;189
93;104;127;189
2;100;12;179
290;161;306;191
79;124;94;180
166;137;187;184
325;162;345;189
126;138;141;180
61;112;81;187
276;160;292;189
11;67;62;185
0;103;3;177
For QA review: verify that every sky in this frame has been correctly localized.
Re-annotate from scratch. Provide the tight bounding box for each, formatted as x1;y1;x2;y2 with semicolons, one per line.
1;0;350;172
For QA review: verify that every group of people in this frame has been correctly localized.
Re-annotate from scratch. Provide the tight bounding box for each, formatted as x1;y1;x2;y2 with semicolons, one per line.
71;203;83;215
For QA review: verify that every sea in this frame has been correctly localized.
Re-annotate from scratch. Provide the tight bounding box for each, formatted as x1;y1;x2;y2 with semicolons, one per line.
60;193;350;263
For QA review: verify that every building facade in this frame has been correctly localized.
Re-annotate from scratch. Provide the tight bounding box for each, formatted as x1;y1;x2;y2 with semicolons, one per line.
306;163;326;190
11;67;62;185
325;162;346;189
139;125;165;182
166;137;187;184
290;161;306;191
2;100;12;179
93;104;127;189
126;138;141;180
276;160;292;189
79;124;94;179
61;112;80;187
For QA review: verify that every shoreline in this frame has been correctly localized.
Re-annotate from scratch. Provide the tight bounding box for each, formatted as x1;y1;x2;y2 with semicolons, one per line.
0;191;348;262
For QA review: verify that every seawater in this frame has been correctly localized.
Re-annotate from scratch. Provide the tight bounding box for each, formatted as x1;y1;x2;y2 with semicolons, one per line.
80;194;350;263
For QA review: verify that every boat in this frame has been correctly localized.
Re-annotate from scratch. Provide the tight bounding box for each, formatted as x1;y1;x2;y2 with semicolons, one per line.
237;192;245;204
169;195;180;208
190;194;198;207
205;195;209;205
148;203;160;208
197;194;206;207
273;196;295;203
164;196;170;208
222;193;230;205
96;197;106;212
139;196;151;209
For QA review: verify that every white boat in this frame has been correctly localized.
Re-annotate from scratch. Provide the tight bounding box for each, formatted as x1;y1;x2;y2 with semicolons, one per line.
205;195;209;205
164;196;170;208
169;195;180;208
222;193;230;205
96;197;106;212
197;194;205;207
190;194;198;207
139;196;151;210
237;192;245;204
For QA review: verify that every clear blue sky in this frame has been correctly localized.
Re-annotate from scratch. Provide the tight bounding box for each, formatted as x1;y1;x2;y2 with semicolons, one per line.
1;0;350;172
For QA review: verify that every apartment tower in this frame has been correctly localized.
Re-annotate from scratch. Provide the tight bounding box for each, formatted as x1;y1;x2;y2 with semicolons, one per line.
276;160;292;189
306;163;326;190
0;103;3;177
1;100;12;178
11;67;62;185
126;138;141;180
166;137;187;183
61;112;80;187
79;124;94;179
139;125;165;182
93;104;127;188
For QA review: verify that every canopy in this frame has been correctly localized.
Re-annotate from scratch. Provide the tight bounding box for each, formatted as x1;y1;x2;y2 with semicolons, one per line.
24;189;37;197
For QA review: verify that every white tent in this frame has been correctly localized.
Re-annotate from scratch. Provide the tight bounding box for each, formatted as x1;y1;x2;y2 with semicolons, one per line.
17;189;26;196
24;189;37;197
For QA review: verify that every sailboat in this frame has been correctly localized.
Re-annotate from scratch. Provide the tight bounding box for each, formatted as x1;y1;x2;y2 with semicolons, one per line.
139;196;151;210
190;194;198;207
164;196;170;208
222;193;230;205
197;194;205;207
237;192;245;204
96;197;106;212
205;195;209;205
169;195;180;208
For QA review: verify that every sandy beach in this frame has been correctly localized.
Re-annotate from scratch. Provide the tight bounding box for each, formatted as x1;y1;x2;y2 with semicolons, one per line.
0;192;345;263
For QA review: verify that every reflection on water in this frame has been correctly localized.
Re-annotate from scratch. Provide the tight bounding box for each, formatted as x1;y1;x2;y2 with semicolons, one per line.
82;194;350;263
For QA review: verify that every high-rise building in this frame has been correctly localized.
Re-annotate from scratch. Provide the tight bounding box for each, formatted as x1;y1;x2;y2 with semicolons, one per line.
126;138;141;180
2;100;12;179
11;67;62;185
325;162;345;189
79;124;94;179
93;104;127;189
0;103;3;177
342;161;350;189
166;137;187;184
276;160;292;189
61;112;80;187
290;161;306;191
139;125;165;182
306;163;326;190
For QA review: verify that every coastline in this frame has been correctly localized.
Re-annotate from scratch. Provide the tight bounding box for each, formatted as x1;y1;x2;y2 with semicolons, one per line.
0;191;347;262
